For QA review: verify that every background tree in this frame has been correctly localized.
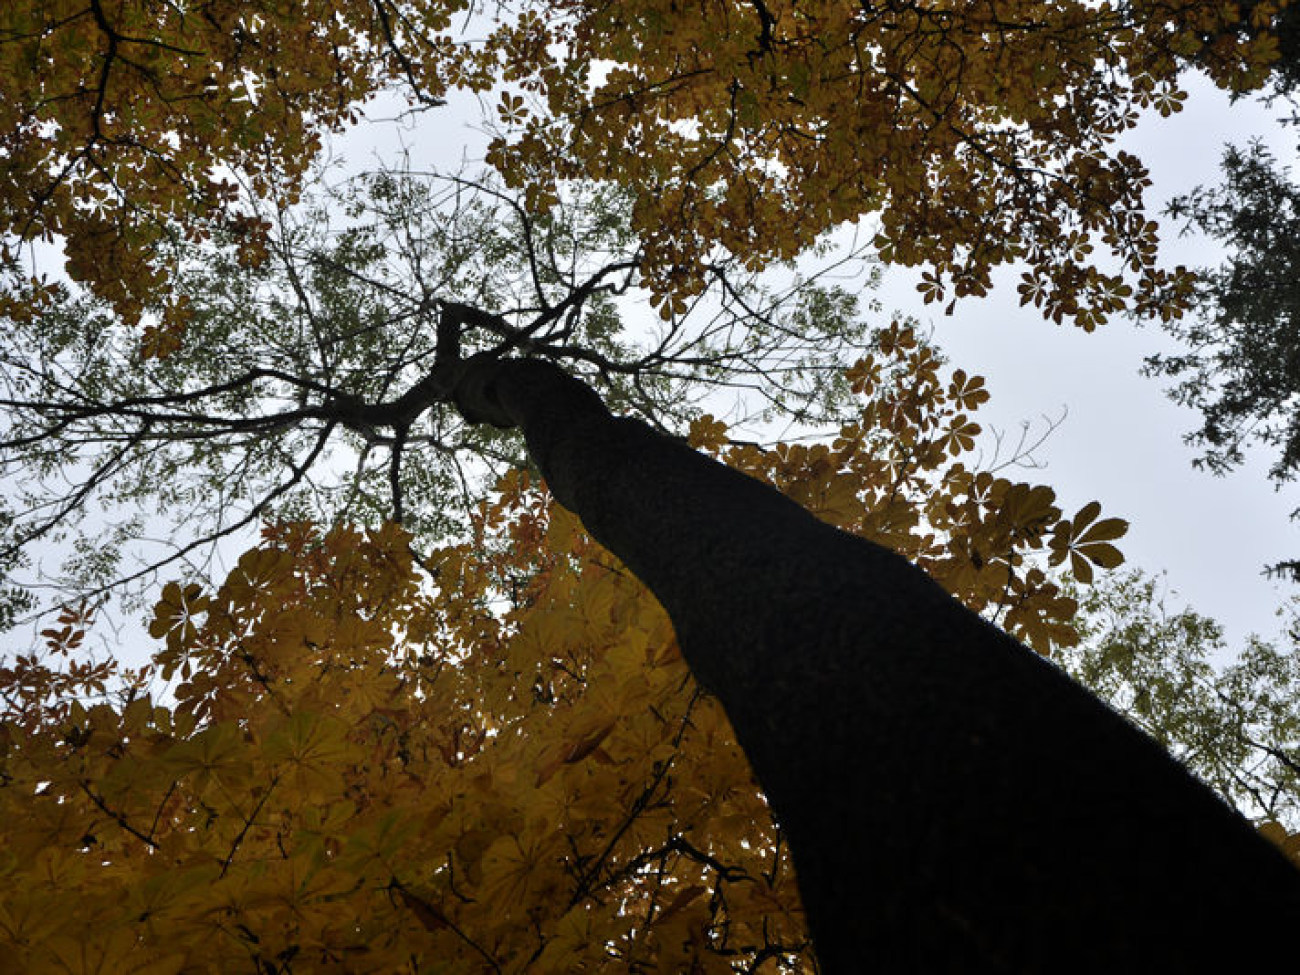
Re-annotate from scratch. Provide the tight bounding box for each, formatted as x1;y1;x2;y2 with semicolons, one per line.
1147;140;1300;576
1063;568;1300;835
1136;15;1300;577
1;333;1114;972
0;167;873;624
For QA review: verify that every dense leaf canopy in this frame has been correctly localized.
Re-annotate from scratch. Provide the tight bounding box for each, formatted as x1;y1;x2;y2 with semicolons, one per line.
1;0;1288;335
1152;142;1300;488
3;0;1300;968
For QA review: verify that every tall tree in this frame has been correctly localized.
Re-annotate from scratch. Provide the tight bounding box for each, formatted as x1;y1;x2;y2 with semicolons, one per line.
443;346;1300;972
2;333;1122;972
4;0;1300;968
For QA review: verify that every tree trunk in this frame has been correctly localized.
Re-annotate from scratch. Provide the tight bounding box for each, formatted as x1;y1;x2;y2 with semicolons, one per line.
453;356;1300;972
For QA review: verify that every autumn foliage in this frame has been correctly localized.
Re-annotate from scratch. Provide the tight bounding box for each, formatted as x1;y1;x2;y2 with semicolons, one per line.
0;332;1127;971
1;0;468;332
488;0;1284;323
2;0;1288;337
6;0;1300;965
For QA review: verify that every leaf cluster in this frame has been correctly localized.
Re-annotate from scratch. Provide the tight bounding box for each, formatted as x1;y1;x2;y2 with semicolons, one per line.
2;516;811;973
484;0;1285;324
3;0;1291;335
1151;141;1300;512
1062;569;1300;840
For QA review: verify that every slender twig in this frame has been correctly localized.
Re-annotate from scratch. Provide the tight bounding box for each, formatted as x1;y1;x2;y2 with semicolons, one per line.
80;780;161;850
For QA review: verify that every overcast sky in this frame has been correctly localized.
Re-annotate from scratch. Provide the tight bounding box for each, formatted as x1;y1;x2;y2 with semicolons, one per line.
13;65;1287;660
338;72;1300;651
884;76;1300;648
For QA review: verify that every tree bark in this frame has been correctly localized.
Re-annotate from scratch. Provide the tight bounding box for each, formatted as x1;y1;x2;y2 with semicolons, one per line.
454;355;1300;972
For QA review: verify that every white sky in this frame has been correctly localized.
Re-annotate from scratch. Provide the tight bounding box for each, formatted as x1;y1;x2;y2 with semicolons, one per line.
11;67;1289;661
882;76;1300;647
348;74;1300;649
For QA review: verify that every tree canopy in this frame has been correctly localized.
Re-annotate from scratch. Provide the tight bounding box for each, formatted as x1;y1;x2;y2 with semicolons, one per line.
1150;142;1300;546
4;0;1300;969
1;0;1288;337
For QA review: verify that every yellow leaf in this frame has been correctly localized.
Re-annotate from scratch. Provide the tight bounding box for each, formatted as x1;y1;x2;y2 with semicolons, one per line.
160;722;247;789
263;712;351;793
1077;516;1129;545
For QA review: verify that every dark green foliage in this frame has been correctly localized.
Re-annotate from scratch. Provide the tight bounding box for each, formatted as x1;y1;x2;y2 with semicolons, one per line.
1149;141;1300;575
1260;0;1300;97
1062;569;1300;829
0;507;35;631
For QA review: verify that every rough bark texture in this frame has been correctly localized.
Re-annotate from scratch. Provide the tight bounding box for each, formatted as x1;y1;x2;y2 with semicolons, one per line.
454;355;1300;972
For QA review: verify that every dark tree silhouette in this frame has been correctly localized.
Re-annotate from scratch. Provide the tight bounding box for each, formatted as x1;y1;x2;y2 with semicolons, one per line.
448;352;1300;972
1152;141;1300;580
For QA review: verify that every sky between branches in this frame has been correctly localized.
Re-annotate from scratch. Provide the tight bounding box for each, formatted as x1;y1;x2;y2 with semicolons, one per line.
331;70;1300;650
